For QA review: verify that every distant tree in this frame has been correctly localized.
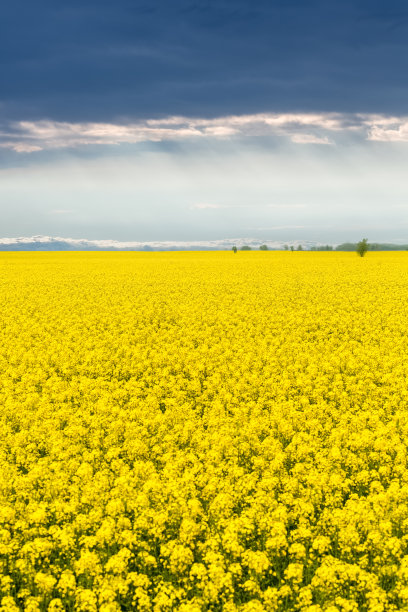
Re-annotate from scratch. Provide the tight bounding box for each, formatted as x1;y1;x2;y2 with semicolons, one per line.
335;242;357;251
241;245;252;251
297;244;303;251
337;241;408;252
232;246;237;254
356;238;369;257
290;246;294;252
284;244;289;251
259;244;268;251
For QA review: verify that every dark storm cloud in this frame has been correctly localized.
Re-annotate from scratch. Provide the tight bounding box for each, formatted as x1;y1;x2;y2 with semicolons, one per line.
2;0;408;122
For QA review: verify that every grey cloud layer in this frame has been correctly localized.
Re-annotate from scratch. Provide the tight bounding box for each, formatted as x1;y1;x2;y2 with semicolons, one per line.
2;112;408;153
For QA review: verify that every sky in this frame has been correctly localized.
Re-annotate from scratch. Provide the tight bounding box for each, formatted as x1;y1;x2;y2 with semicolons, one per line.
2;0;408;244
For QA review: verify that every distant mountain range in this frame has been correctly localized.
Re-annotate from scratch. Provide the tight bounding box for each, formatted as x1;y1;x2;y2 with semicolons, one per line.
0;236;407;252
0;235;319;251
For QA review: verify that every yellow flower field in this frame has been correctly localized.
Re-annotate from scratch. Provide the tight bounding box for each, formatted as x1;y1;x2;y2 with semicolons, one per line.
1;251;408;611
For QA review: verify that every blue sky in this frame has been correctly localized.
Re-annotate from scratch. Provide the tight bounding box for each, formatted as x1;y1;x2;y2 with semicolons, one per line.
2;0;408;244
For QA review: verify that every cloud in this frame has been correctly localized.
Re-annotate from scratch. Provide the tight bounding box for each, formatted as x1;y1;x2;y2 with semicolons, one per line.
367;120;408;142
0;142;43;153
2;112;408;153
290;133;333;145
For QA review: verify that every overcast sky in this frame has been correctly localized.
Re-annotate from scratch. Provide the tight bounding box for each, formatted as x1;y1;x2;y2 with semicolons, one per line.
2;0;408;243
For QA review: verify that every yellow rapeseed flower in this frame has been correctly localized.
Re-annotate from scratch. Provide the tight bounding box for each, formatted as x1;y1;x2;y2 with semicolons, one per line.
0;251;408;609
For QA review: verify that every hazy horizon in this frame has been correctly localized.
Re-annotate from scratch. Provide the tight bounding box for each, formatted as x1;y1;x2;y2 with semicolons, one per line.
1;234;408;253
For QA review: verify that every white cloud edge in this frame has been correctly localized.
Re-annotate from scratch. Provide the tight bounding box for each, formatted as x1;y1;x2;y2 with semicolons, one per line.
289;133;333;145
1;112;408;153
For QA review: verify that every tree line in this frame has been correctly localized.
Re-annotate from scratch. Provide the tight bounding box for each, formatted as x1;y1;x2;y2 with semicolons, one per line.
232;240;408;255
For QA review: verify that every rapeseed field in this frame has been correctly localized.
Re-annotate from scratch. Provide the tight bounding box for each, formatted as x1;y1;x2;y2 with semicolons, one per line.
1;251;408;612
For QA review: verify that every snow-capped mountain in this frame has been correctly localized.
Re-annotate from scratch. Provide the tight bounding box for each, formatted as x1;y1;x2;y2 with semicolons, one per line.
0;236;321;251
